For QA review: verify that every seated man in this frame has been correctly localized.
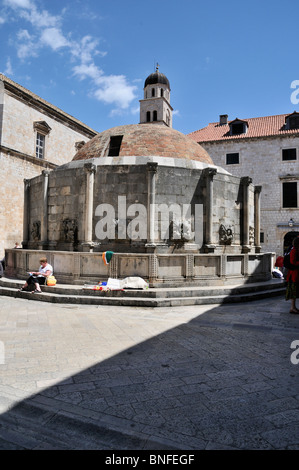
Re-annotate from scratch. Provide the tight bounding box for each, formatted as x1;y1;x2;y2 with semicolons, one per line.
18;257;53;293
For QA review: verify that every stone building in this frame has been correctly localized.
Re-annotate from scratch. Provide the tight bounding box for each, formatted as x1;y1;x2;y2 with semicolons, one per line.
0;73;97;256
188;113;299;255
6;70;273;286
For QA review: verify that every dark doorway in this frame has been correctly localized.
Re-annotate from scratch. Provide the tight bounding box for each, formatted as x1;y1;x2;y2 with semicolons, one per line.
284;231;299;253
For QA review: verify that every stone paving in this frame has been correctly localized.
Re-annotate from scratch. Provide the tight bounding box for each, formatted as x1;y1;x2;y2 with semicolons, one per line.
0;293;299;450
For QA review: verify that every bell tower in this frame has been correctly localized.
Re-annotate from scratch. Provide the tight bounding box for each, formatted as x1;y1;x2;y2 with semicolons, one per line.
140;65;173;127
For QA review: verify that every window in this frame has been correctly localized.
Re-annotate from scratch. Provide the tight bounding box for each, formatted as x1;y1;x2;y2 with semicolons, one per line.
161;88;164;97
282;148;297;161
283;182;297;208
226;152;239;165
108;135;123;156
36;132;45;159
152;88;155;97
166;109;170;126
260;232;264;243
33;121;51;159
231;123;244;135
285;112;299;129
288;115;299;130
146;111;151;122
229;119;248;136
153;110;157;121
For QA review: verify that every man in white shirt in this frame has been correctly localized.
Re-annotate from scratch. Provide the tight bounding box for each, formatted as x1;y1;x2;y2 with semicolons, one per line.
18;257;53;293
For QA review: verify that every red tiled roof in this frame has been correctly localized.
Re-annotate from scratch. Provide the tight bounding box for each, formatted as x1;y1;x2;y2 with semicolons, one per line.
188;113;299;143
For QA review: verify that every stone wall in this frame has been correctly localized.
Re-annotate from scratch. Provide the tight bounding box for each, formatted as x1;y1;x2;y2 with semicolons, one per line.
2;90;92;166
0;152;54;257
24;157;259;255
4;249;274;287
0;83;96;256
201;136;299;255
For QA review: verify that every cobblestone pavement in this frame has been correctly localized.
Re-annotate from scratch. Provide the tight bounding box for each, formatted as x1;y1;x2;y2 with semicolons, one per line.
0;293;299;450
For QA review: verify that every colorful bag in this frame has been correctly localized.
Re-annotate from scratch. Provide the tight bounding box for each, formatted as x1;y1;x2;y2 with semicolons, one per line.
46;275;57;286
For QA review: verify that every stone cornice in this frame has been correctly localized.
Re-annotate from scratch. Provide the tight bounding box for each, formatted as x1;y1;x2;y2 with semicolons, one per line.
278;173;299;180
0;145;58;169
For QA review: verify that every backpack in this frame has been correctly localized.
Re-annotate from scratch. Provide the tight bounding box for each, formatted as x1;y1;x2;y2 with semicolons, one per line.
283;246;296;270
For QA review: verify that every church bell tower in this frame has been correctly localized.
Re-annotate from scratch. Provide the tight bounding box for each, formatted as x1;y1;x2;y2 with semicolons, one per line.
140;65;173;127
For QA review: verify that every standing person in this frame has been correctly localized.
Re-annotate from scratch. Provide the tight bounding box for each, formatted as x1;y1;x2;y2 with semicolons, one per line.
18;257;53;294
286;237;299;313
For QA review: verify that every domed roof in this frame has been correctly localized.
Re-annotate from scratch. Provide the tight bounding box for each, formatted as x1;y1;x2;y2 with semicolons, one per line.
144;71;170;89
72;124;213;165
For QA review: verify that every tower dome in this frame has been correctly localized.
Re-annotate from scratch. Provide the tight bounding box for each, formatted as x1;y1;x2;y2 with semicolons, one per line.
144;71;170;89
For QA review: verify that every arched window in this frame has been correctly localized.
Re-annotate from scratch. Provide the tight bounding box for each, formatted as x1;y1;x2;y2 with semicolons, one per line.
146;111;151;122
166;110;170;126
153;110;157;121
152;88;155;97
161;88;164;97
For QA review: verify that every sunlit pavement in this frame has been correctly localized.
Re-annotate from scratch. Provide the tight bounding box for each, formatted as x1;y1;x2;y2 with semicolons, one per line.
0;294;299;450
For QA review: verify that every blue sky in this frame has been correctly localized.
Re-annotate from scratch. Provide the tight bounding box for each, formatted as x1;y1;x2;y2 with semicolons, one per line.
0;0;299;135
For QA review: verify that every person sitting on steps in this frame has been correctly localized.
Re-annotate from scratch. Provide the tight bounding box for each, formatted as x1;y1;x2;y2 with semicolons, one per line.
18;257;53;294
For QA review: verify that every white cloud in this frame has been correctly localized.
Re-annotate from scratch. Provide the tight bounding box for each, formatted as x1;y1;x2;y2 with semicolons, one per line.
3;0;137;112
131;105;140;115
4;57;13;75
70;35;103;65
16;29;38;58
3;0;34;9
73;62;103;82
94;74;137;109
73;64;137;110
21;7;61;29
40;28;70;51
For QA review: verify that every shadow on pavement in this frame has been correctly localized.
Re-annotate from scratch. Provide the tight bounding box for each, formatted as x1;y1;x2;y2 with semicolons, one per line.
0;294;299;451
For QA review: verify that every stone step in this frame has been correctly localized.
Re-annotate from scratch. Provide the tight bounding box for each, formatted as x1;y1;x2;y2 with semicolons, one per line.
0;278;286;307
0;276;285;297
